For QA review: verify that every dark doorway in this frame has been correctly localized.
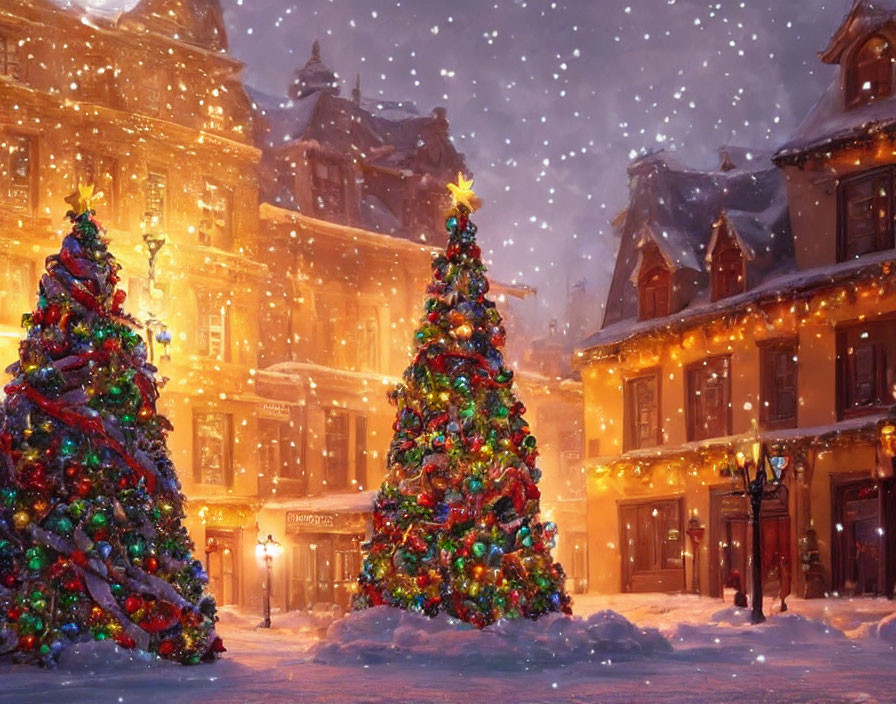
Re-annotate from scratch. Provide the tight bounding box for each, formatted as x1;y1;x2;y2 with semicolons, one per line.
709;489;791;599
832;477;895;596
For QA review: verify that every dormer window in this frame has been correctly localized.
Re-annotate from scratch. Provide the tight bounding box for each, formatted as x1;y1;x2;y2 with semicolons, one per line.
847;34;896;107
312;157;345;215
638;264;671;320
708;217;747;301
712;244;745;300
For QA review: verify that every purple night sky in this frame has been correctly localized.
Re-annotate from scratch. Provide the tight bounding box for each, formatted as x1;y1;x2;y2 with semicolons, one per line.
76;0;849;330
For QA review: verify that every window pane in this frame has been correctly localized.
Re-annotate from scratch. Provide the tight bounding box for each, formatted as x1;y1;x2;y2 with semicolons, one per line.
145;171;166;232
198;180;233;249
843;171;893;259
195;413;232;486
838;319;896;416
355;415;367;489
3;134;33;209
626;373;659;450
198;292;228;360
687;357;731;441
761;342;798;426
325;409;349;489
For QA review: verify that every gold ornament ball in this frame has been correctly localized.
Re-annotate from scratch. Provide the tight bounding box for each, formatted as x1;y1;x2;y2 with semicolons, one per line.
13;511;30;530
453;324;473;340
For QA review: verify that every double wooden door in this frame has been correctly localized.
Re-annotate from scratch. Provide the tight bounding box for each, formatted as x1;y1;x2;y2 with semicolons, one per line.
619;498;685;592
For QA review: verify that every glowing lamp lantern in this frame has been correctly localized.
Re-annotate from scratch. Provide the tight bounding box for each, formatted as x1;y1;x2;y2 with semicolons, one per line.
256;534;281;629
880;423;896;458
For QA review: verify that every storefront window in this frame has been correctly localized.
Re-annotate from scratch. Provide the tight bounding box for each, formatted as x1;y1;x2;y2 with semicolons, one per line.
325;409;349;490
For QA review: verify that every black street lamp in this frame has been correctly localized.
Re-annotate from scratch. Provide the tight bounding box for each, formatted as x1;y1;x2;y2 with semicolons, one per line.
734;441;789;625
256;534;281;629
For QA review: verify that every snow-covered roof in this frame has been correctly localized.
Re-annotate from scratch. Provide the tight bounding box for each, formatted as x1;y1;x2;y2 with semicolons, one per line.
634;223;702;273
601;149;790;328
773;75;896;163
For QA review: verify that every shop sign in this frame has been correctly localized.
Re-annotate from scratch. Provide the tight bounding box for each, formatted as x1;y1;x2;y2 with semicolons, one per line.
286;511;336;530
285;510;366;534
259;401;291;421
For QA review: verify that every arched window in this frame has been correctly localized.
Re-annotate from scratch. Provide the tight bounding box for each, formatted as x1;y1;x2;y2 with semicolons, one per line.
848;34;896;107
712;244;745;301
638;266;671;320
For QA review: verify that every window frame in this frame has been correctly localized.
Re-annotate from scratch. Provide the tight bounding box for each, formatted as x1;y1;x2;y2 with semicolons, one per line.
847;33;896;108
323;408;368;492
198;178;234;250
759;338;799;430
623;368;662;451
638;266;672;321
711;240;746;301
193;411;234;487
144;168;168;234
311;156;345;215
685;355;733;442
0;31;21;80
196;290;230;362
836;315;896;419
837;165;895;262
2;132;36;212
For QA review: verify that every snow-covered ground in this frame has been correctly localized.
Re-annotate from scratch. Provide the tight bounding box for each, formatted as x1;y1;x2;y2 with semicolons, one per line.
2;593;896;704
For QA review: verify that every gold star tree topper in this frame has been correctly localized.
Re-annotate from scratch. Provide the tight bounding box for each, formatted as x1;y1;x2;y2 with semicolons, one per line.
446;172;482;213
64;183;101;214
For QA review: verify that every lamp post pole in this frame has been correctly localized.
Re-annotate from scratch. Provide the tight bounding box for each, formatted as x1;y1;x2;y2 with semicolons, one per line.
747;454;767;625
141;220;170;364
687;515;705;595
257;534;280;629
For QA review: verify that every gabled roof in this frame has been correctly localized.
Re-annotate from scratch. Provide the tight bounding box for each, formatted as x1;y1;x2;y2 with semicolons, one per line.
820;0;896;64
629;223;701;284
706;211;756;262
706;197;790;264
120;0;228;52
600;149;789;328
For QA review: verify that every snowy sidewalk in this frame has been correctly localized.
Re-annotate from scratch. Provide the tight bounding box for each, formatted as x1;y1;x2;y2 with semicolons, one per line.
1;593;895;704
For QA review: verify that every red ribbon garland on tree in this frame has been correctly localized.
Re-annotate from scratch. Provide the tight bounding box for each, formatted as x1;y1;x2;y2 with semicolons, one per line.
4;383;157;494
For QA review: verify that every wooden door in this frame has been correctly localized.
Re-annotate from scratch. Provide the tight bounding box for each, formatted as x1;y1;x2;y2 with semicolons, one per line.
833;479;886;596
206;529;240;606
620;498;685;592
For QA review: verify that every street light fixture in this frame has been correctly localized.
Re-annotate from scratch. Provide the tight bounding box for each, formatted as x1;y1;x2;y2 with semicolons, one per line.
733;440;789;624
256;534;282;629
141;214;171;363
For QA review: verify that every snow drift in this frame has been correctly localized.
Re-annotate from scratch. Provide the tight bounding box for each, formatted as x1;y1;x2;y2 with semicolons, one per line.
311;606;671;670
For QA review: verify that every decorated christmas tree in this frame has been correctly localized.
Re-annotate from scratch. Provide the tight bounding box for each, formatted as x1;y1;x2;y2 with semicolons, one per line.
355;174;571;628
0;187;223;666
